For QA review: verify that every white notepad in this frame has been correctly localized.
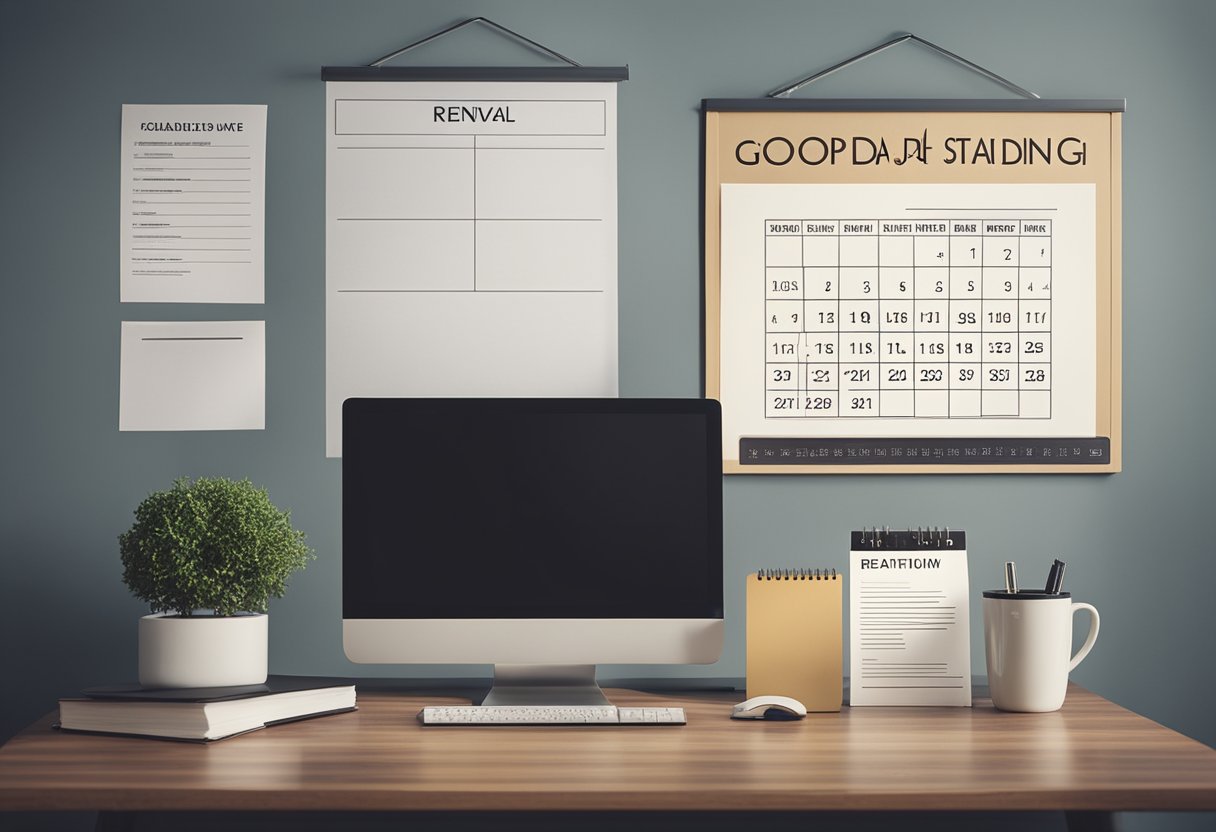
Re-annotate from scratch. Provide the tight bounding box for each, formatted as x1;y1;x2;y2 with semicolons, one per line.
849;529;971;707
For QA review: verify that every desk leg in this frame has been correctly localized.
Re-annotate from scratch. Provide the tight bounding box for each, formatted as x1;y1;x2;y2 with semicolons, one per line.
1065;811;1122;832
95;811;137;832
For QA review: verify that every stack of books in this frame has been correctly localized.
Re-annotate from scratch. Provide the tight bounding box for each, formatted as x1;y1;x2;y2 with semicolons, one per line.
57;676;356;742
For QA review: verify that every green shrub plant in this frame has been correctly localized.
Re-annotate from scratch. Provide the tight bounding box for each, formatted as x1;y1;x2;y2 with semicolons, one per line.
119;477;314;616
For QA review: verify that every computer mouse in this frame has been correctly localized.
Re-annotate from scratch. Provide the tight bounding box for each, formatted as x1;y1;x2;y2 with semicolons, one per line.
731;695;808;720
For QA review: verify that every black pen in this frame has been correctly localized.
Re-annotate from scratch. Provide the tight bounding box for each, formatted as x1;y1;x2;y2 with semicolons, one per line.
1044;560;1061;593
1048;559;1066;594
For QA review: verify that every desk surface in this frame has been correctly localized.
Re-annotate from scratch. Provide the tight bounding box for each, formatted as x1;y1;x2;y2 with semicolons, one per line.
2;684;1215;813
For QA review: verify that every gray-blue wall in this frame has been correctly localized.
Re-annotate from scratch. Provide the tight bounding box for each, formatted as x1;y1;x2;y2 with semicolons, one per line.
2;2;1214;830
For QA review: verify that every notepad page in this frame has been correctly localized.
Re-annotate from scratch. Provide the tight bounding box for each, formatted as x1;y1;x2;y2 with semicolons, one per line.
849;547;971;706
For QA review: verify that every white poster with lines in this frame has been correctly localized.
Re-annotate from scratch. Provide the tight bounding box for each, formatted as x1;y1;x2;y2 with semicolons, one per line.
325;81;619;456
719;183;1096;458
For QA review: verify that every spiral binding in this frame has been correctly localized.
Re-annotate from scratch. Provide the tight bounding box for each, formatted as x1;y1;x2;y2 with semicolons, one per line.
758;568;838;581
854;526;958;549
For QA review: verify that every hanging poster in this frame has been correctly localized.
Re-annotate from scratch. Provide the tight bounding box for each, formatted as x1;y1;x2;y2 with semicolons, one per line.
704;100;1123;473
323;63;627;456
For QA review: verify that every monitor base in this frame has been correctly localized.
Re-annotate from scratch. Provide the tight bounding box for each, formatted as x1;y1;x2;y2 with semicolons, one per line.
480;664;610;706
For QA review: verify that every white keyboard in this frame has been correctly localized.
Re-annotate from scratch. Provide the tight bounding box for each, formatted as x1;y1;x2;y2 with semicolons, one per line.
418;705;686;725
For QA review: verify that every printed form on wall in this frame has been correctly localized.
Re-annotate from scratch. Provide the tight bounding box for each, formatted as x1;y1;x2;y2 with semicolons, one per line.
324;74;626;456
120;104;266;304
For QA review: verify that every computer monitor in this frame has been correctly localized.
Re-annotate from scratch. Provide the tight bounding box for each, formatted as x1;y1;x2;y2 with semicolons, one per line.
342;398;724;705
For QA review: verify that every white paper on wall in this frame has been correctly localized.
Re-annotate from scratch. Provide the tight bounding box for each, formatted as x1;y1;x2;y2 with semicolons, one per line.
119;321;265;431
324;81;620;456
120;104;266;304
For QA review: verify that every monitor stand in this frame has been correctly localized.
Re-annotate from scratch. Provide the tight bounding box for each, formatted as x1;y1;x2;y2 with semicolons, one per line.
480;664;610;706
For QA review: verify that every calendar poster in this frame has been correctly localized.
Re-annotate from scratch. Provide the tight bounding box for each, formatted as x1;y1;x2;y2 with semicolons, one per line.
704;103;1123;473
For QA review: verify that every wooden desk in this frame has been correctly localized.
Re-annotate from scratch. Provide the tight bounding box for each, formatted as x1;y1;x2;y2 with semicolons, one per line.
1;684;1214;820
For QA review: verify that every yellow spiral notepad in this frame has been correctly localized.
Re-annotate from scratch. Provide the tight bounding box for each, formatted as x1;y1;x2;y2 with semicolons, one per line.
745;569;842;712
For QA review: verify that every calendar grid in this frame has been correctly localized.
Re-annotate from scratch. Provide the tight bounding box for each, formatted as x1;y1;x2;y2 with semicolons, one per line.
764;218;1052;420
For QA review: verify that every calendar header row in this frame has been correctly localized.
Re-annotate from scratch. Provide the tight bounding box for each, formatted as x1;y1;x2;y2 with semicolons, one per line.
766;219;1052;237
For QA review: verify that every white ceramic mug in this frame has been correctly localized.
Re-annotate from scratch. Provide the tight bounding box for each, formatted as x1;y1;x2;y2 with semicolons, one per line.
982;591;1100;712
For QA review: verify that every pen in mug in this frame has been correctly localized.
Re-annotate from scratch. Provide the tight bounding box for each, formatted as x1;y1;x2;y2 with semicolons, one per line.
1004;561;1018;593
1048;559;1066;594
1044;560;1060;593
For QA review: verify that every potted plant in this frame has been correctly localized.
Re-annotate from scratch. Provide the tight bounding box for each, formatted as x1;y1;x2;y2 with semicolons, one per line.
119;477;314;688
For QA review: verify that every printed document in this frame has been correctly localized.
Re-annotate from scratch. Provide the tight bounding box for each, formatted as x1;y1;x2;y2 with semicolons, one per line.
120;104;266;303
850;545;971;706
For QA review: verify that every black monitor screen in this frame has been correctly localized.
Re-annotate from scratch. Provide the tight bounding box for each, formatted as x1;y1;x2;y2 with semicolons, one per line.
342;398;723;619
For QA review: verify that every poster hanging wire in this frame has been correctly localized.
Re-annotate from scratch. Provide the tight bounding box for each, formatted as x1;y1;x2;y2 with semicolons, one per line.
369;17;582;68
767;33;1039;100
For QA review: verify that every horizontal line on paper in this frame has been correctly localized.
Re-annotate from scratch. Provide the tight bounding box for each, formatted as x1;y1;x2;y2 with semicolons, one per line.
337;132;606;138
132;248;251;252
132;167;252;171
136;192;252;196
864;676;962;679
859;624;952;627
132;260;251;264
333;96;609;103
861;661;946;664
860;626;949;629
904;208;1059;212
139;225;253;228
133;155;251;160
336;146;604;151
134;143;250;148
141;337;244;341
137;202;251;205
143;214;251;217
860;685;965;689
860;606;953;610
474;145;608;150
335;217;603;222
477;146;604;151
338;146;473;150
133;189;251;194
336;289;604;294
862;602;953;606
